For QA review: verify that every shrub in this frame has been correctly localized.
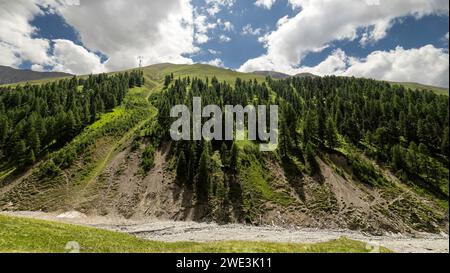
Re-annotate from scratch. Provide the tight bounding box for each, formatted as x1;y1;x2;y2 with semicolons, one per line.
141;144;155;172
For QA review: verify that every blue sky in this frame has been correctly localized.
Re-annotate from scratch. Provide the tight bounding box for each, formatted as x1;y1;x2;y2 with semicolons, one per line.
187;0;299;68
0;0;449;87
194;4;448;68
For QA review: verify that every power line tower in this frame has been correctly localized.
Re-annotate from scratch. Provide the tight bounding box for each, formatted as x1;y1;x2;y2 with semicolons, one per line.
137;56;144;68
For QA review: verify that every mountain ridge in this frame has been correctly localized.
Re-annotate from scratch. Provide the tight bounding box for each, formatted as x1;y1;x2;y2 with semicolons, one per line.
2;64;448;96
0;65;72;85
251;69;448;95
252;71;291;79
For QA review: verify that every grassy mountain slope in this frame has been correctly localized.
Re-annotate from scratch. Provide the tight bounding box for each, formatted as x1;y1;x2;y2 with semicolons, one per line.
143;63;267;83
0;64;448;236
295;72;319;78
0;63;265;87
391;82;449;96
252;71;291;79
2;64;447;96
0;65;72;85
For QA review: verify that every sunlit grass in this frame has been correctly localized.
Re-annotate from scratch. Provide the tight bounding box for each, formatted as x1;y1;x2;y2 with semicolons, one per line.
0;214;391;253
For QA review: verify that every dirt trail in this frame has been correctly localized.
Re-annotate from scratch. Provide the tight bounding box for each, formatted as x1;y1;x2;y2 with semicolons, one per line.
2;211;448;253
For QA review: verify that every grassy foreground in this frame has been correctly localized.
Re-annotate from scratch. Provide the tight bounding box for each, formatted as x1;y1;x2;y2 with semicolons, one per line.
0;215;390;253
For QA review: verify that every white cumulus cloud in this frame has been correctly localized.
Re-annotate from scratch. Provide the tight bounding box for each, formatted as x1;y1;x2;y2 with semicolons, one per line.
194;14;217;44
56;0;197;71
240;0;449;87
297;45;449;88
223;21;234;31
0;0;52;68
52;39;105;75
241;24;262;36
255;0;277;9
0;0;198;74
202;58;226;68
205;0;235;16
219;35;231;43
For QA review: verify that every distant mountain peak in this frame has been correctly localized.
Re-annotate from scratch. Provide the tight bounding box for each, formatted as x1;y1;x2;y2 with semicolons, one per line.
0;65;72;85
252;70;319;79
252;71;291;79
294;72;318;78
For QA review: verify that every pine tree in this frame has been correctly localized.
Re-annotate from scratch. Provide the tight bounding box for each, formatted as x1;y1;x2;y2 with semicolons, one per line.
65;110;76;142
441;127;449;156
15;140;27;167
418;143;429;177
26;149;36;165
417;119;431;145
230;142;239;172
164;75;172;88
305;143;318;175
345;111;362;144
279;117;291;158
324;116;338;149
136;73;142;87
317;103;326;145
197;147;210;203
392;145;404;171
220;142;228;165
89;93;97;123
406;142;418;171
187;143;197;188
303;110;317;144
28;130;41;156
215;174;228;202
0;118;8;146
141;145;155;172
